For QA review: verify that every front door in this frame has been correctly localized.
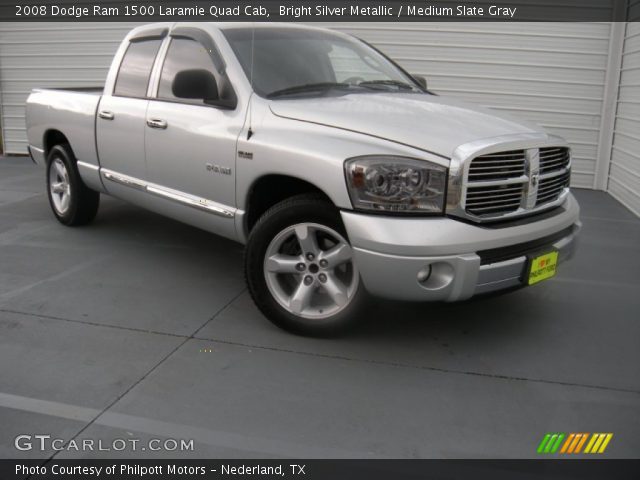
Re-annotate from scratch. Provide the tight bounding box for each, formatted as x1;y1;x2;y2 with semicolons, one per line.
144;35;241;219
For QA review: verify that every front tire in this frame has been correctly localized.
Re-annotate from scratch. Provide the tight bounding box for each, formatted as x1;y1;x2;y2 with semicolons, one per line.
46;144;99;226
245;194;365;336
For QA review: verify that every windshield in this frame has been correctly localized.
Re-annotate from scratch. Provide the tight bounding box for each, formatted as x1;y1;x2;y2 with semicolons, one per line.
222;27;421;98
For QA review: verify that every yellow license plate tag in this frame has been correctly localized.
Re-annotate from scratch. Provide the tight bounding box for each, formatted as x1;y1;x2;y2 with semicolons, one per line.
528;251;559;285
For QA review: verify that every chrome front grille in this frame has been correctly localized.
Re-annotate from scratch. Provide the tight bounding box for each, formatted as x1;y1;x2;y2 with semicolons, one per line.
462;146;571;221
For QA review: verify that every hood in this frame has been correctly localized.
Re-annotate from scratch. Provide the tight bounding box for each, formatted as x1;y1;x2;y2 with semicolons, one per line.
269;93;546;159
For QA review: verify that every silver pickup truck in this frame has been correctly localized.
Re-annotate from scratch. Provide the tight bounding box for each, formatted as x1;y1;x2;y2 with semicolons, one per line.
26;22;580;335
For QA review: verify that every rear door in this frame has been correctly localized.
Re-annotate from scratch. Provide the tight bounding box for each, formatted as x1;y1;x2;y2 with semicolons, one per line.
97;37;162;182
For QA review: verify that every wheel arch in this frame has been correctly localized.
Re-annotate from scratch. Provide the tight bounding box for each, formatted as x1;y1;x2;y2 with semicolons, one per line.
244;174;334;235
43;129;72;158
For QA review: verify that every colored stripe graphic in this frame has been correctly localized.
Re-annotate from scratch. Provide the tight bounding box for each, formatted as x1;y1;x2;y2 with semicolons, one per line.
567;433;582;453
598;434;613;453
537;433;565;454
585;433;613;454
545;434;558;453
550;433;565;453
592;434;606;453
574;433;589;453
537;434;552;453
560;433;575;453
539;433;613;454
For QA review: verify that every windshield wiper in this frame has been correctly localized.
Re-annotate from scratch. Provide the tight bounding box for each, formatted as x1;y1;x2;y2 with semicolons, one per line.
267;82;355;98
357;80;416;91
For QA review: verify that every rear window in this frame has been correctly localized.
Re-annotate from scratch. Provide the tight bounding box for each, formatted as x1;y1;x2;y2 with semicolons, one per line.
114;39;162;98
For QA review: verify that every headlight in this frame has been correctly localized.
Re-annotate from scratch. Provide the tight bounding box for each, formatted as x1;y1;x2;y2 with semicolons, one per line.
344;156;447;214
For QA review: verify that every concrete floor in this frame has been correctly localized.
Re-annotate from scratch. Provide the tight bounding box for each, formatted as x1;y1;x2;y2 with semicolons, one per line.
0;155;639;459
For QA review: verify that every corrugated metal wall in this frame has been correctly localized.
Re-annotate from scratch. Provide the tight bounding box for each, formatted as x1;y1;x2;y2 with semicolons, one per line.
609;21;640;216
0;23;142;154
0;20;634;209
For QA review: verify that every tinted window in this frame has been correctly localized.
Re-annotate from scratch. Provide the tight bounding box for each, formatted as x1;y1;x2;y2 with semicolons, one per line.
158;38;220;104
222;27;418;98
114;39;161;98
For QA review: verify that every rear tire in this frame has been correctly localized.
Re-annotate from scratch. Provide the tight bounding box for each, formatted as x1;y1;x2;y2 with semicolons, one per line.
245;194;365;336
46;144;99;226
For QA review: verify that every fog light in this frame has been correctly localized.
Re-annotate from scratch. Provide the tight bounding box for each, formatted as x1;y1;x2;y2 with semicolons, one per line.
417;262;455;291
417;265;432;284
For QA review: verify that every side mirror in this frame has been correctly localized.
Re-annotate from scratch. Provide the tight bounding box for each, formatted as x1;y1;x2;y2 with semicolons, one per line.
412;74;427;90
172;69;219;102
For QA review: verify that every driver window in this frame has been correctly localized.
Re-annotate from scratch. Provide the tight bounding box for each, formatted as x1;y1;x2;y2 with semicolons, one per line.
158;38;221;104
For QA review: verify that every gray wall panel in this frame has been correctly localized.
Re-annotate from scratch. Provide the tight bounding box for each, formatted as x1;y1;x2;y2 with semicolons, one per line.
609;22;640;215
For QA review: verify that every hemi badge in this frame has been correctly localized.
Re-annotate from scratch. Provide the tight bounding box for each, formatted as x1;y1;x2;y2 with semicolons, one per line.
238;151;253;160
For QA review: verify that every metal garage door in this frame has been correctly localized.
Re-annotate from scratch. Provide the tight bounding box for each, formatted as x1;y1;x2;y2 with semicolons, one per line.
0;21;613;191
609;21;640;215
0;23;141;154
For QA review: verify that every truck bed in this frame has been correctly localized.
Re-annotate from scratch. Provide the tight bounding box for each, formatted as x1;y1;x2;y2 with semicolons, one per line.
26;87;103;169
37;86;104;94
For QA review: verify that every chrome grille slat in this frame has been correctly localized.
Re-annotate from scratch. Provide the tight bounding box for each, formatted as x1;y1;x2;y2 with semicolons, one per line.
467;193;522;202
472;158;525;163
467;190;523;199
466;185;522;195
540;153;566;161
538;193;563;202
466;197;522;207
540;169;570;180
539;147;570;174
467;163;525;170
469;203;522;213
473;151;524;158
539;172;570;185
537;193;564;204
469;170;525;178
538;179;569;192
541;160;568;170
538;187;564;197
542;156;567;166
463;146;571;220
540;174;570;185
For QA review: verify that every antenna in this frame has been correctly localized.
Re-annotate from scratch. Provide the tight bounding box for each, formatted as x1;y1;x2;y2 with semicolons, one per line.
247;23;255;140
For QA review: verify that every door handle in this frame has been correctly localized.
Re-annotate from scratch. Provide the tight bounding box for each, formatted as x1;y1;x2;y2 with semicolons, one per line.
147;118;168;129
98;110;114;120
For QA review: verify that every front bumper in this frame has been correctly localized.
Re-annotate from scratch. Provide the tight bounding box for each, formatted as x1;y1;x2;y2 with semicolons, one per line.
341;193;581;301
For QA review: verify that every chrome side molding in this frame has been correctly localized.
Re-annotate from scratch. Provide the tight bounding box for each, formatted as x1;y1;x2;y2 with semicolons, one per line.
76;161;100;172
146;185;234;217
101;168;234;219
102;169;146;191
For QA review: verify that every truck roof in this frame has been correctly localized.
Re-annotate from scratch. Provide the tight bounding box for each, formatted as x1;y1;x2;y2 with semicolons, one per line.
129;22;327;36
